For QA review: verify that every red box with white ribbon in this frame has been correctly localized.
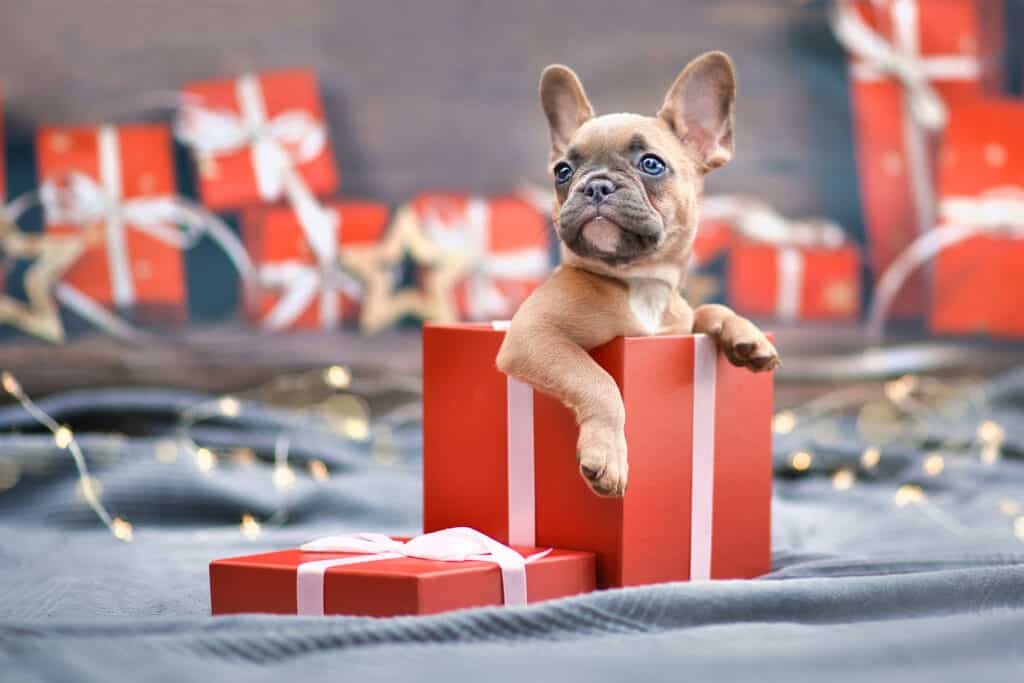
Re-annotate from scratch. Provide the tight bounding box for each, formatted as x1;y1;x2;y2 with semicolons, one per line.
423;324;773;589
411;193;551;321
927;99;1024;337
836;0;1004;317
210;528;595;617
179;69;340;211
728;241;861;322
36;123;186;323
241;200;390;330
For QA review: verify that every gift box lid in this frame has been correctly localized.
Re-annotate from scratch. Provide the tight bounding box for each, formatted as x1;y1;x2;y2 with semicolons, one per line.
210;539;596;617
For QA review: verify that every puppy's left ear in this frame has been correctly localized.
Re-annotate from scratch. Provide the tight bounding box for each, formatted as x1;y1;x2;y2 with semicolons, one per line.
657;51;736;171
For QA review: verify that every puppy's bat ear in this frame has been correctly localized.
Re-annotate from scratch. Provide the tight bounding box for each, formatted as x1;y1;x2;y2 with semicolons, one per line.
539;65;594;163
658;51;736;172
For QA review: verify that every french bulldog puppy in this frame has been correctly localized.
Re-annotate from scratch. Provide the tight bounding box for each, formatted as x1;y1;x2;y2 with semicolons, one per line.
496;51;779;498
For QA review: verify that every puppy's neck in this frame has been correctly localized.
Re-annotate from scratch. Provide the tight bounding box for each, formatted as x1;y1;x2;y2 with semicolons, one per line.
559;245;688;292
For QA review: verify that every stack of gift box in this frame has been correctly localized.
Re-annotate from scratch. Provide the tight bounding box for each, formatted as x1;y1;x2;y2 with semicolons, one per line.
210;324;773;616
1;69;552;341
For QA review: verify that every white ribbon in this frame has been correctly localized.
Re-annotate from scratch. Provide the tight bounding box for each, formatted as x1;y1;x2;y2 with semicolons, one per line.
866;188;1024;339
257;251;362;331
295;527;551;616
422;198;550;320
776;247;805;323
499;326;719;580
176;74;342;322
832;0;979;243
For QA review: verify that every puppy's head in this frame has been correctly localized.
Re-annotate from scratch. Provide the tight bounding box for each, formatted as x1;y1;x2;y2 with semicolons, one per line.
540;52;736;277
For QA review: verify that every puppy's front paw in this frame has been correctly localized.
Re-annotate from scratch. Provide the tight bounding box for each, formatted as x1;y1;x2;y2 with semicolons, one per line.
711;315;780;372
576;421;628;497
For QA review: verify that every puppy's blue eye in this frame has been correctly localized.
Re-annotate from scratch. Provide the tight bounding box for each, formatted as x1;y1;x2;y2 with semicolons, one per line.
554;162;574;185
639;154;666;176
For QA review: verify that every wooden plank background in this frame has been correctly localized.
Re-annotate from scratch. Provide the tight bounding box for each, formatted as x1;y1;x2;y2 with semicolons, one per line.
1;0;868;233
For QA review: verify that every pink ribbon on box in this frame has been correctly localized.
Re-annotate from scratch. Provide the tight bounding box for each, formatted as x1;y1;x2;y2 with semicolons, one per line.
422;198;550;320
866;187;1024;339
494;321;719;581
295;527;552;616
176;74;349;329
831;0;980;240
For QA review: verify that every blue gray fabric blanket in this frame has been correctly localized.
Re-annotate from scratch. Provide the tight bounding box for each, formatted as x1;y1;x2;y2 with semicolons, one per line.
2;369;1024;682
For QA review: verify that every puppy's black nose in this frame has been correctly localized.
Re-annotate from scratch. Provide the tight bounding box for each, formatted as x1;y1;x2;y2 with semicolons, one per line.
582;177;617;204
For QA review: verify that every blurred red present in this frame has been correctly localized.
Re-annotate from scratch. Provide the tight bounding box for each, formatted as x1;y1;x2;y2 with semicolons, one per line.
36;124;186;324
179;69;340;211
930;100;1024;337
242;200;390;330
412;193;551;321
729;240;861;323
834;0;1005;318
210;528;595;617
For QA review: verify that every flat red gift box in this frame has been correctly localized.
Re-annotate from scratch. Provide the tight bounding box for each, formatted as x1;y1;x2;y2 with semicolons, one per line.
423;325;773;588
181;69;340;210
36;123;186;323
242;200;390;329
412;193;550;321
841;0;1004;318
728;241;861;322
931;99;1024;338
210;540;595;617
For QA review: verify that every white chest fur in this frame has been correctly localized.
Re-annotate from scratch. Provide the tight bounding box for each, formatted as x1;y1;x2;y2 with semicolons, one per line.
628;279;671;336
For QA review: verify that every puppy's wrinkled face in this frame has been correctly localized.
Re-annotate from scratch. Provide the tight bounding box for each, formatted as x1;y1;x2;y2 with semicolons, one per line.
540;52;736;272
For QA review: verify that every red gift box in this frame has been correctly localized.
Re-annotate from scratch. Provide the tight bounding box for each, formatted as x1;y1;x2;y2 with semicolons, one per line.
210;530;595;617
36;123;186;323
423;324;773;589
180;69;340;211
929;100;1024;337
837;0;1004;317
728;241;862;322
412;193;551;321
242;200;390;330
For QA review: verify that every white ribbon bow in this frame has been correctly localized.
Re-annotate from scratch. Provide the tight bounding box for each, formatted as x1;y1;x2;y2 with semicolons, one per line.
257;252;363;331
867;187;1024;339
831;0;978;131
421;199;550;320
176;74;341;308
295;527;551;615
36;170;256;305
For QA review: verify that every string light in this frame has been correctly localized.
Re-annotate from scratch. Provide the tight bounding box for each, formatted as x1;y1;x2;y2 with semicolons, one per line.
894;484;926;507
923;453;945;477
76;476;103;504
772;410;796;435
230;447;257;466
194;447;217;473
884;374;917;403
240;513;262;539
271;436;295;490
832;468;855;490
977;420;1005;445
790;451;813;472
980;443;1001;465
218;396;241;418
308;459;330;481
999;500;1019;517
324;365;352;389
860;447;881;470
154;439;179;464
1;369;131;542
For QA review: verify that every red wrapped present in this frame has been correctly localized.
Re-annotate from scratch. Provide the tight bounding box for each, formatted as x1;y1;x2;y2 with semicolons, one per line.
728;240;861;322
36;123;186;323
423;324;773;589
242;200;390;330
834;0;1004;317
412;193;551;321
179;69;340;211
928;100;1024;337
210;528;595;617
